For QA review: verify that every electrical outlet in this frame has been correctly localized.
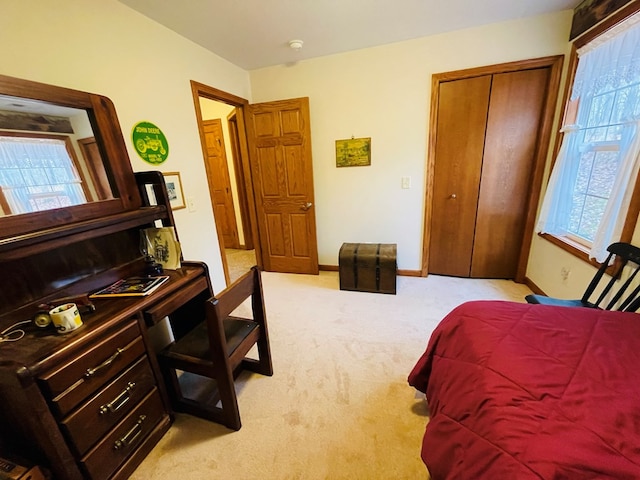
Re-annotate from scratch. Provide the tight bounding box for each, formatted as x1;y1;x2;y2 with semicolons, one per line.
187;196;196;212
560;267;570;282
401;176;411;189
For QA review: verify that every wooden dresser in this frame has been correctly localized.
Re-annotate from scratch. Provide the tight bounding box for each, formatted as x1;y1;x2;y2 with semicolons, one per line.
0;75;213;479
0;261;210;480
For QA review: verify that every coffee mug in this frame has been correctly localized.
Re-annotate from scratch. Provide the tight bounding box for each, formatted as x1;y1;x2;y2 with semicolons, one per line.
49;303;83;334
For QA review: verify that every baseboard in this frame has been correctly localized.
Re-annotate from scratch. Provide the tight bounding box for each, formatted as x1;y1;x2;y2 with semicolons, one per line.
319;264;423;277
398;269;422;277
319;264;339;272
524;276;546;295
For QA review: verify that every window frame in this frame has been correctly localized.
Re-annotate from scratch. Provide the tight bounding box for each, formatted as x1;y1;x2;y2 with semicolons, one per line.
541;2;640;267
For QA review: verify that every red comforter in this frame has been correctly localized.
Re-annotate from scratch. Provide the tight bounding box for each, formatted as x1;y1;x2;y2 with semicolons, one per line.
408;300;640;479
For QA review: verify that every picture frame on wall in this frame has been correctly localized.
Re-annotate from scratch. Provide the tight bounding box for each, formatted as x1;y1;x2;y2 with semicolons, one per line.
162;171;186;210
335;137;371;167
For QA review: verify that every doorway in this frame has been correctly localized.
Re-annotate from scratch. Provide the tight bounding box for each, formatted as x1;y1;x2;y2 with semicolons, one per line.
192;83;319;280
190;81;258;285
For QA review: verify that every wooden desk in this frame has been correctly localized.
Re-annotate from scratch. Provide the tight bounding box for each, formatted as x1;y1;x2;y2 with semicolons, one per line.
0;262;211;480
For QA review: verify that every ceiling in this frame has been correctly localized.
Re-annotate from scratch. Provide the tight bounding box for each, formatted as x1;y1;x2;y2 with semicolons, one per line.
118;0;581;71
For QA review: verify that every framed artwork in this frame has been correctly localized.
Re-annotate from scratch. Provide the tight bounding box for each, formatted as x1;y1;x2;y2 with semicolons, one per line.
336;137;371;167
163;171;186;210
570;0;633;40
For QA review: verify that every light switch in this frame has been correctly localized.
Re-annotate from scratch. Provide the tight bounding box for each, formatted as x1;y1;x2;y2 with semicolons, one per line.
401;176;411;189
187;196;196;212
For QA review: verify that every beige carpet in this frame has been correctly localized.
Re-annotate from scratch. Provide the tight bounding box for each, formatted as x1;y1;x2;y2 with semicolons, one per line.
131;271;531;480
226;248;257;284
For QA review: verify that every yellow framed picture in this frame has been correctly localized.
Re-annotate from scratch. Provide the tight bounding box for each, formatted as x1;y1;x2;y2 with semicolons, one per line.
336;137;371;167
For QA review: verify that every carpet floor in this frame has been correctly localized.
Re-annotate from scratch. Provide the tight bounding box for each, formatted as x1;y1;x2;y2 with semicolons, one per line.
225;248;257;284
130;271;531;480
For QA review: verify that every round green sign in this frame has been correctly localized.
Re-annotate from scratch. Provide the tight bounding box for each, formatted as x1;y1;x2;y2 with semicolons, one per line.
132;121;169;164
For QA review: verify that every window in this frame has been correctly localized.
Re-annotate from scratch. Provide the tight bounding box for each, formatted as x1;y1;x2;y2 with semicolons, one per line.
0;134;87;215
568;77;640;243
537;13;640;262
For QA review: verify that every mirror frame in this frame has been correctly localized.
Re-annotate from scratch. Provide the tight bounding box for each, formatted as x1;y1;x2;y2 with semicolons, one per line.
0;74;141;239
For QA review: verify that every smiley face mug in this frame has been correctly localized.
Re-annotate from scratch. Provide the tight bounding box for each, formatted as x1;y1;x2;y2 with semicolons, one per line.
49;303;83;334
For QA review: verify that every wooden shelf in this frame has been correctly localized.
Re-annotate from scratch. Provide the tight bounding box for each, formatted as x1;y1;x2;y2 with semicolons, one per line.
0;206;167;261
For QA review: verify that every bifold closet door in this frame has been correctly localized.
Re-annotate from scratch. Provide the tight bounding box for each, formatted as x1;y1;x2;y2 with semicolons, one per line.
470;68;549;278
428;75;491;277
429;68;549;278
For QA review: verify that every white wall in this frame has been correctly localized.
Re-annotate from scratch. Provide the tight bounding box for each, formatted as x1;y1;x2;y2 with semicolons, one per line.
4;2;593;297
1;0;252;292
250;11;574;272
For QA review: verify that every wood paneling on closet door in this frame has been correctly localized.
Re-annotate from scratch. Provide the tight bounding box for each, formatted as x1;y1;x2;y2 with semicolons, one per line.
471;68;549;278
428;75;491;277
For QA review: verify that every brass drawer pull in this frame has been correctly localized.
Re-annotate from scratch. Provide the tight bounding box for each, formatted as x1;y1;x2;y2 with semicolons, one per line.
113;415;146;450
85;348;124;378
99;382;136;415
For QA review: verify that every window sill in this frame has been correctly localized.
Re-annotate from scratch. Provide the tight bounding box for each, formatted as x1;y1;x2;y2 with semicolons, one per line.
538;233;601;268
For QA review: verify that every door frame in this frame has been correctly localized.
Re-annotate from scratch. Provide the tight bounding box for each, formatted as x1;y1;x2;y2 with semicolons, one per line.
227;109;254;250
190;80;262;284
422;55;564;281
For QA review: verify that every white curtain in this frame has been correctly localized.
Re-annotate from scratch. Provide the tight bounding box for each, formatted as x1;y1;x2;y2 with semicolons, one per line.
572;13;640;101
537;17;640;262
536;125;581;237
0;137;85;214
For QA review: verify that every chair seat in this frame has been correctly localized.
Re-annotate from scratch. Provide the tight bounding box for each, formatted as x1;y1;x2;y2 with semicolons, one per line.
165;317;259;360
525;294;595;308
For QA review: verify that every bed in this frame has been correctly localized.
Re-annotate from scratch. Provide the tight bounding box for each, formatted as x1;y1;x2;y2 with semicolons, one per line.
408;300;640;479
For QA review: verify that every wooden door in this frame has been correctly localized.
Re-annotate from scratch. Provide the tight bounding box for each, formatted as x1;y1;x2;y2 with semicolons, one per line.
203;119;240;249
471;68;550;278
429;76;491;277
428;65;553;279
245;98;319;274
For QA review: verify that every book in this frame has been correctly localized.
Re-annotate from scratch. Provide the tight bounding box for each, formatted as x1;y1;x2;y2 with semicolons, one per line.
89;276;170;298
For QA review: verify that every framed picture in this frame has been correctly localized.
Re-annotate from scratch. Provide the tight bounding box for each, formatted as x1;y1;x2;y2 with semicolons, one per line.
162;171;186;210
570;0;633;39
336;137;371;167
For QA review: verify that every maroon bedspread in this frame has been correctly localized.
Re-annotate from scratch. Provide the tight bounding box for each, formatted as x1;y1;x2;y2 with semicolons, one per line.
408;300;640;479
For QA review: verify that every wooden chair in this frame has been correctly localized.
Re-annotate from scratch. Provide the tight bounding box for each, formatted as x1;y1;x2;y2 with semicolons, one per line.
158;266;273;430
525;242;640;312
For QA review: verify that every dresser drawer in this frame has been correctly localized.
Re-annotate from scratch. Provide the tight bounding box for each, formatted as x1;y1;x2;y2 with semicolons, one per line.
80;388;164;480
39;320;145;417
61;356;156;456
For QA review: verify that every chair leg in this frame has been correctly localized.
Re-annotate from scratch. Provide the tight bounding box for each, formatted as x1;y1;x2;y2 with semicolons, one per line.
159;357;242;430
158;357;184;409
213;363;242;430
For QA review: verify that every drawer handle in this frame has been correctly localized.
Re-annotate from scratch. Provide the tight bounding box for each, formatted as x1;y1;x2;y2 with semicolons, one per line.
114;415;146;451
99;382;136;415
85;348;124;378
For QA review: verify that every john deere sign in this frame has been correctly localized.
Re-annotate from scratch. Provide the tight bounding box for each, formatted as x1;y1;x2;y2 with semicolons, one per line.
132;121;169;164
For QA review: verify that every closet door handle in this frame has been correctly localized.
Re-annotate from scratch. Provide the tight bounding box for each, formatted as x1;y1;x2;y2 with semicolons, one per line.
449;194;457;199
300;202;313;211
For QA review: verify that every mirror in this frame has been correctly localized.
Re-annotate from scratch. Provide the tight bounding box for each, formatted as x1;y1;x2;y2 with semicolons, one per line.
0;94;114;217
0;74;141;239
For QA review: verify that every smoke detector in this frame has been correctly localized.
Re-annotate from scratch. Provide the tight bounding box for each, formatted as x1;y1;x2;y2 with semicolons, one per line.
289;39;304;51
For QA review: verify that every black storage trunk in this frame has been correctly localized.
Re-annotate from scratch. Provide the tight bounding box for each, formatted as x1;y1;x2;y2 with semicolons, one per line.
339;243;397;294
